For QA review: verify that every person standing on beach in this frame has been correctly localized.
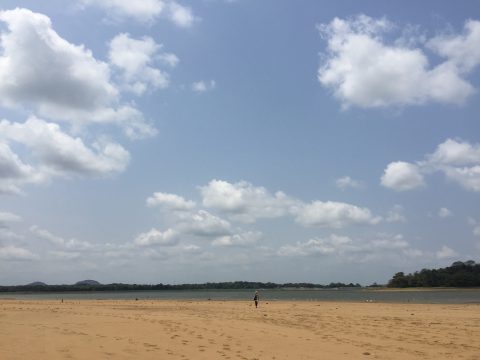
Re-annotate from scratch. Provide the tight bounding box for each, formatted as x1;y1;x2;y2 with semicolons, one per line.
253;291;259;308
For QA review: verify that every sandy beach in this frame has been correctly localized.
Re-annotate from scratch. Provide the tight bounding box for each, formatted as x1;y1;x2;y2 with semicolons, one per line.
1;299;479;360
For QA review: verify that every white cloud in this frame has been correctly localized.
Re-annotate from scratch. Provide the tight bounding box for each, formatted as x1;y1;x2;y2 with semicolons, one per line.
0;117;130;179
385;139;480;192
278;233;418;261
436;245;459;260
167;2;196;28
158;53;180;67
0;143;35;189
146;192;196;211
425;138;480;191
386;205;407;223
442;166;480;192
212;231;262;247
318;15;478;108
438;207;453;218
79;0;196;27
0;211;22;224
49;250;81;260
200;179;380;229
278;234;353;257
335;176;362;190
381;161;424;191
0;140;45;194
0;245;37;260
178;210;231;237
468;218;480;237
0;8;156;140
475;226;480;237
181;244;202;254
109;33;175;95
426;138;480;166
30;225;93;250
200;179;296;223
79;0;165;23
427;20;480;73
134;228;178;247
192;80;216;93
294;201;381;228
0;228;24;242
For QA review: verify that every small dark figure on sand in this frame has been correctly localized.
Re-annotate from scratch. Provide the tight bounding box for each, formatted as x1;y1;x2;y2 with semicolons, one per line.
253;291;259;308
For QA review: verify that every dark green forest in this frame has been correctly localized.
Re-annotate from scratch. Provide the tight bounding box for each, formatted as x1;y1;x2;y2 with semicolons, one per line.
387;260;480;287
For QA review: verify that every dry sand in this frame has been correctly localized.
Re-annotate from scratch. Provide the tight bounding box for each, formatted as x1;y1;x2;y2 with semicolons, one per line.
1;299;479;359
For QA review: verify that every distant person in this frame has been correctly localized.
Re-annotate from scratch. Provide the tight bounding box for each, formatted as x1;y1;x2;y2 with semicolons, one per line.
253;291;259;308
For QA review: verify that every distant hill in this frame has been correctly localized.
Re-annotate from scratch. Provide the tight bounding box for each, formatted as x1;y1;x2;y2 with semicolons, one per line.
75;280;101;286
27;281;47;286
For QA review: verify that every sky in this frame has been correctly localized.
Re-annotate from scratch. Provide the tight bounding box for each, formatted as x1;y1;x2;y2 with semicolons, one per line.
0;0;479;285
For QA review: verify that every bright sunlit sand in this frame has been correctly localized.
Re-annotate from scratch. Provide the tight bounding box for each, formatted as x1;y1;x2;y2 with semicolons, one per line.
1;299;479;360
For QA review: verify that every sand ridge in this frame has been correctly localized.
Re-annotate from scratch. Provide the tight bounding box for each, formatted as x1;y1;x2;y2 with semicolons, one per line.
0;299;479;359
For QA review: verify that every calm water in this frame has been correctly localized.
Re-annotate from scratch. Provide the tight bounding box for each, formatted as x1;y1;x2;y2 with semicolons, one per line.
1;288;480;304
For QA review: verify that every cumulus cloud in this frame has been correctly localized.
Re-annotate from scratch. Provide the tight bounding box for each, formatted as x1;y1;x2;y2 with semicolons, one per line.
178;210;231;237
80;0;164;22
294;201;381;228
468;218;480;237
278;234;353;257
381;161;425;191
0;211;22;224
426;138;480;166
436;245;458;260
336;176;362;190
424;138;480;191
211;231;262;247
0;140;41;195
134;228;178;247
0;8;156;139
278;233;419;261
49;250;82;260
318;15;479;108
475;226;480;237
30;225;93;250
146;192;196;211
192;80;216;93
438;207;453;218
442;166;480;192
167;1;196;28
200;179;381;229
109;33;176;95
427;20;480;73
0;228;24;242
200;179;296;223
79;0;196;27
386;205;407;223
141;180;383;257
0;245;37;260
383;138;480;192
0;117;130;180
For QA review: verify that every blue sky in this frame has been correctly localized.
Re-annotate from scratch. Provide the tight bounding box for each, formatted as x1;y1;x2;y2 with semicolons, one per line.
0;0;479;285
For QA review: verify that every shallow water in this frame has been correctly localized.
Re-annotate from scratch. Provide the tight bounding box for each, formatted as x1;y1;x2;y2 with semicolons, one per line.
1;288;480;304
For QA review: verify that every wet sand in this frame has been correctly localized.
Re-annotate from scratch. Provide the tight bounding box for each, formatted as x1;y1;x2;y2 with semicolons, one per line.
1;299;479;359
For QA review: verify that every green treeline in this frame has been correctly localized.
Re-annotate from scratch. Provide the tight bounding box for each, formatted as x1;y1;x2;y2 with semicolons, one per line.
0;281;362;293
388;260;480;288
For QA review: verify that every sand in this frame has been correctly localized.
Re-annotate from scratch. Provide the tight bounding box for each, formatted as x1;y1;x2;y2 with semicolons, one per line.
1;299;479;360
